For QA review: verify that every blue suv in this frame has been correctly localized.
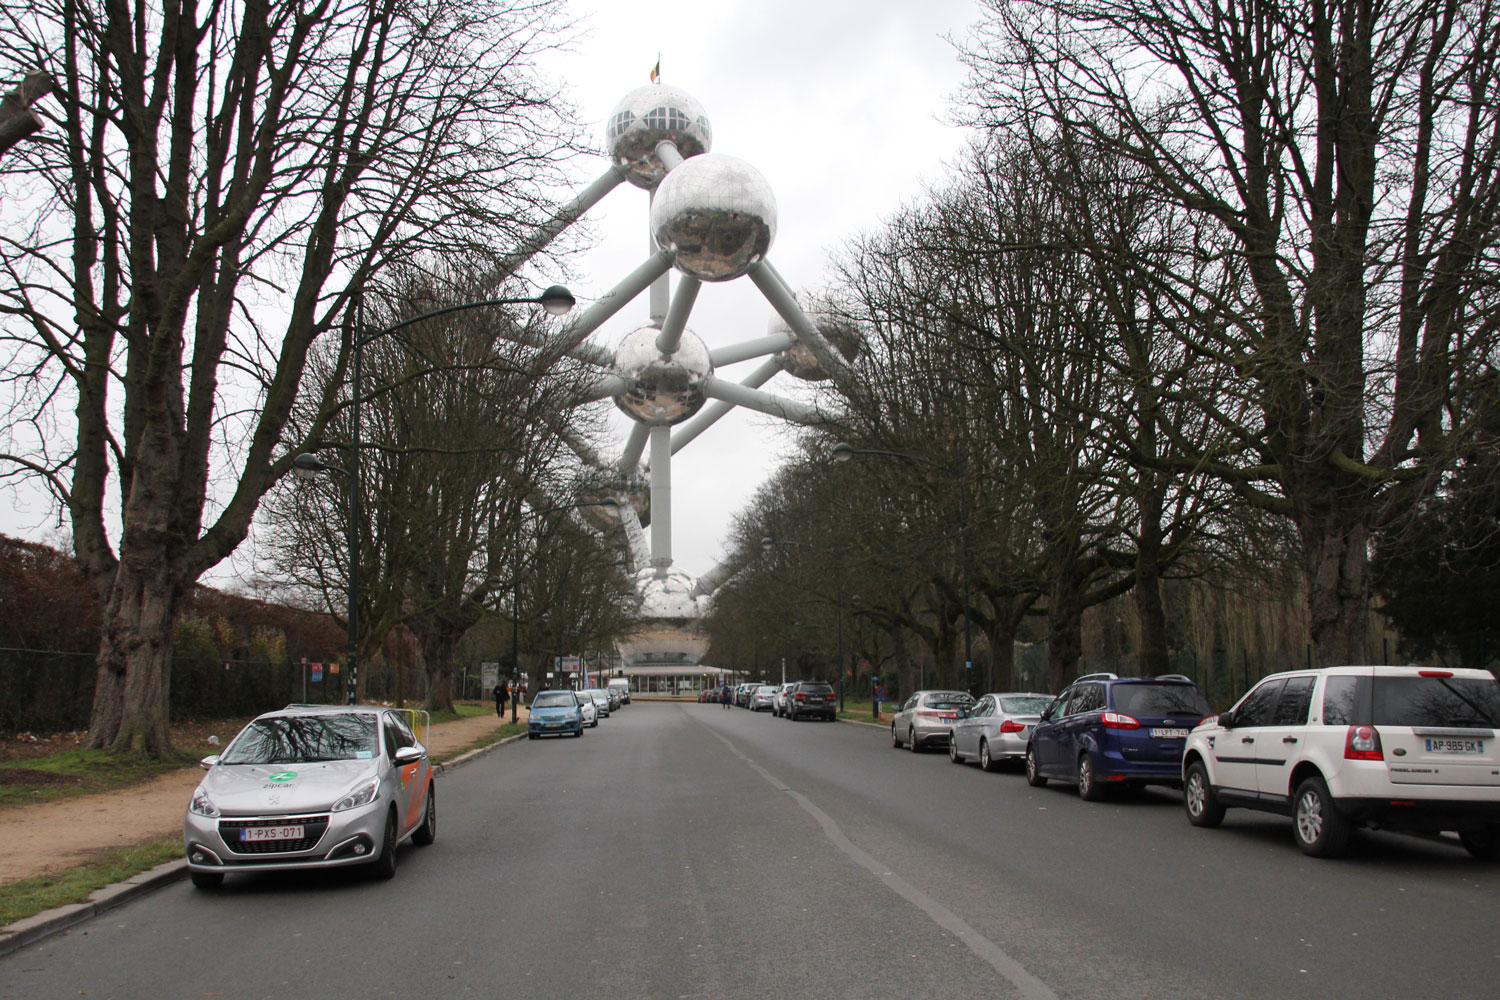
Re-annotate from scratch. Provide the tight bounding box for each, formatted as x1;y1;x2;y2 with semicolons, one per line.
1026;673;1212;800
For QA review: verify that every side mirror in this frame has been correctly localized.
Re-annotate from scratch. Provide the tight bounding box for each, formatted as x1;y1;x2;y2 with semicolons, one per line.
199;754;220;770
394;745;425;765
1217;710;1235;729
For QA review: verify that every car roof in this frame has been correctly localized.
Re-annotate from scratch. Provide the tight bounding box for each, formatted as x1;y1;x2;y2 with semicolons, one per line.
268;704;386;720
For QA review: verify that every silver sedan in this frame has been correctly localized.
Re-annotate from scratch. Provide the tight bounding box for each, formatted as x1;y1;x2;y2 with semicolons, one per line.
949;692;1053;770
890;690;975;752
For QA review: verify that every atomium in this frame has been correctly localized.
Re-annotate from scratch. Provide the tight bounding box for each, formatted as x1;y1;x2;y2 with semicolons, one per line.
605;84;712;189
650;153;777;282
613;325;713;425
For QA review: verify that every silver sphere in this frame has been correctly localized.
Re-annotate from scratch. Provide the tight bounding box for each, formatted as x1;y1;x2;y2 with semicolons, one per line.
768;290;863;381
650;154;777;282
578;473;650;532
605;85;713;189
613;325;713;425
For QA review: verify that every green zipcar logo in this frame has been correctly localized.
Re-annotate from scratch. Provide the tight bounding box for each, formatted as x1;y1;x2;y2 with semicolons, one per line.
269;771;297;782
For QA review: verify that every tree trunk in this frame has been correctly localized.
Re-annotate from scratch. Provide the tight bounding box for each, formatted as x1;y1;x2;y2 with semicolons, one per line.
419;628;459;714
87;559;182;756
1134;482;1169;675
986;618;1016;691
1046;540;1084;691
1300;502;1372;666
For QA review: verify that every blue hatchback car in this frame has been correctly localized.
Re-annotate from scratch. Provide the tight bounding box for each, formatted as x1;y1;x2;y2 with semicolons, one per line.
1025;673;1211;800
527;690;584;739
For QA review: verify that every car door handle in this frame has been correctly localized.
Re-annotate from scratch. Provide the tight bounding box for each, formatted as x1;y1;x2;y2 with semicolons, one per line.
1241;737;1255;743
1282;737;1298;744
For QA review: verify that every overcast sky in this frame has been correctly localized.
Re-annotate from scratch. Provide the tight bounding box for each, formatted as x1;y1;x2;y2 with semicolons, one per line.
529;0;981;583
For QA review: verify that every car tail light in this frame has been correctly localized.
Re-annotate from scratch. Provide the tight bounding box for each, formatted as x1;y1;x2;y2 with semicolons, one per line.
796;693;806;700
917;710;942;718
1345;725;1383;760
1101;711;1140;729
1418;670;1453;678
999;720;1025;733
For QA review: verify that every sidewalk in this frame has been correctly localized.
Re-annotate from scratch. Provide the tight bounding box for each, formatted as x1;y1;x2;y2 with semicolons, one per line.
0;708;524;887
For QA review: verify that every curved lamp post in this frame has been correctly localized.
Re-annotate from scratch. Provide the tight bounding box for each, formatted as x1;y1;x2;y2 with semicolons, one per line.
831;441;974;694
293;285;574;704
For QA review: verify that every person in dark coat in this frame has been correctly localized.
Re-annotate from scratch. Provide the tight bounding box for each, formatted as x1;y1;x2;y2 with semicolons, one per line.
721;682;731;709
494;682;507;718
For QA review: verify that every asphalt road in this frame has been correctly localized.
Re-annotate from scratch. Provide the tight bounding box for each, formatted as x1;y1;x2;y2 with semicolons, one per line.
3;703;1496;999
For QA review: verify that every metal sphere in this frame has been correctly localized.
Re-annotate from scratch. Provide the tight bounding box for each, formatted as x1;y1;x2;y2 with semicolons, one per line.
605;85;713;189
612;325;713;425
768;290;863;381
577;473;650;532
650;154;777;282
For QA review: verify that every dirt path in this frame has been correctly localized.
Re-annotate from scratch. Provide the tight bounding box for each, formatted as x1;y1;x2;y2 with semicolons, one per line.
0;710;522;886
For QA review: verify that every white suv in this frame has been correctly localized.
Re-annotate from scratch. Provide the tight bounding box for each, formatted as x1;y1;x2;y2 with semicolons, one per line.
1182;665;1500;859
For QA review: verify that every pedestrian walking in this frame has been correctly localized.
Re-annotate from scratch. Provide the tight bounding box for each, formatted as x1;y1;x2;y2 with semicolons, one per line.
510;680;520;723
721;682;731;709
495;681;508;718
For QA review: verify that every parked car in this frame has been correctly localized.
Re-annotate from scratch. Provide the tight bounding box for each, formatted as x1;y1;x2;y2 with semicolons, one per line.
608;677;631;704
1182;664;1500;859
772;682;796;717
734;683;752;707
949;692;1053;770
750;685;777;712
575;690;599;727
891;690;975;750
184;704;436;888
605;687;623;711
785;681;838;721
1026;673;1211;798
585;688;610;719
528;690;585;739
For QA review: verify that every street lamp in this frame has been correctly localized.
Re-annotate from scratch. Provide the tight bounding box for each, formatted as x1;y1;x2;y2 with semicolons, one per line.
830;441;974;695
763;535;847;712
293;285;574;704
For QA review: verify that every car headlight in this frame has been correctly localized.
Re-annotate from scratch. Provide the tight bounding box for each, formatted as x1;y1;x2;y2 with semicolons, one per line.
189;787;220;818
331;776;381;812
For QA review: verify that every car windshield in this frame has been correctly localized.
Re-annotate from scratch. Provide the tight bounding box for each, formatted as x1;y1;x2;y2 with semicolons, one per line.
533;692;577;708
1372;676;1500;728
220;714;377;765
1110;684;1211;717
1000;696;1052;715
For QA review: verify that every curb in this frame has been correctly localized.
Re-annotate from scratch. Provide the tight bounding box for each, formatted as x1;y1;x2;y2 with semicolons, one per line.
0;727;525;959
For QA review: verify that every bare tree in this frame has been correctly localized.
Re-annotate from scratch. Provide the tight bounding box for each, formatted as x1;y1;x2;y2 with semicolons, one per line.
0;0;578;756
965;0;1500;663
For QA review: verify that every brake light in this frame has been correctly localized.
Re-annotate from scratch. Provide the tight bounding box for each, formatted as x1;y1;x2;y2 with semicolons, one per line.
999;720;1025;733
917;710;942;718
1101;711;1140;729
1418;670;1453;678
1345;725;1383;760
796;693;806;700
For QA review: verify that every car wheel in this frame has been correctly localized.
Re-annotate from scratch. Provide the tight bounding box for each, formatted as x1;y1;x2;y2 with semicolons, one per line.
907;728;920;752
574;727;583;737
1458;828;1500;861
370;809;399;880
1293;775;1352;858
979;739;998;773
1025;745;1047;786
190;871;223;890
949;737;962;764
891;723;902;748
412;783;437;846
1183;761;1225;828
1077;753;1106;801
528;733;538;740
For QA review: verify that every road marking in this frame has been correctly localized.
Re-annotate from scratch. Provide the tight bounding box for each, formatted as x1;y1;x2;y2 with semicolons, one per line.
702;725;1060;1000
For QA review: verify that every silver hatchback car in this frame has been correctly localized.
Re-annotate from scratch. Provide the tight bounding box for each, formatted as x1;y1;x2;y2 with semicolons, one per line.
949;692;1053;770
184;705;436;888
891;690;975;752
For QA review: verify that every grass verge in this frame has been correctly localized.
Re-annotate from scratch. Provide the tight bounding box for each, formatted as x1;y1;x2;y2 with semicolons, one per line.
0;837;181;927
433;721;527;764
0;750;196;810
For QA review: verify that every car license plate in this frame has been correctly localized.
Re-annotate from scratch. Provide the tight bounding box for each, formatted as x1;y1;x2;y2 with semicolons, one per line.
544;722;562;728
1151;728;1189;739
1426;738;1484;753
242;825;303;842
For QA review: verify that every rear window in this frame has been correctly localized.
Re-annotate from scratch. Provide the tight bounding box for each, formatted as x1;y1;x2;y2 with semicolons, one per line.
1371;676;1500;728
923;693;975;710
800;684;834;695
1110;684;1210;718
1000;696;1052;715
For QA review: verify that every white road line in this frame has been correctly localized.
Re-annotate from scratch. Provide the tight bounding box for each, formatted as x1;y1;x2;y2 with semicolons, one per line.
702;723;1061;1000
